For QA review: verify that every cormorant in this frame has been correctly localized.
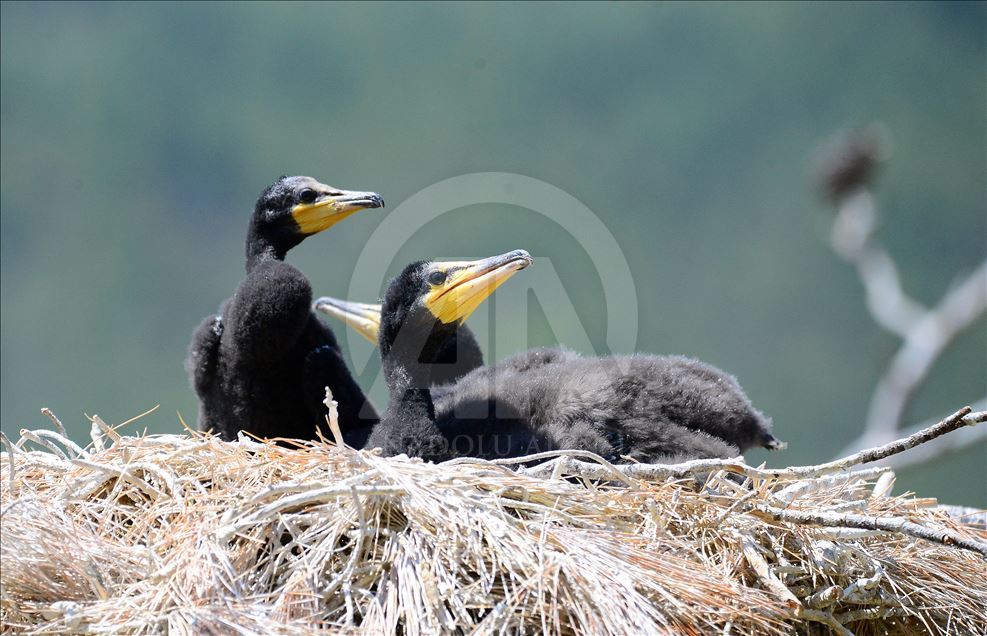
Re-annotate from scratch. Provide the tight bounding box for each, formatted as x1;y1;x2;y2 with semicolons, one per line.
365;251;766;463
186;176;383;445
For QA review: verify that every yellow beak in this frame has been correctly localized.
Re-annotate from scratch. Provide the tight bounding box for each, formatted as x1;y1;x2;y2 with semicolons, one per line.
314;297;382;344
291;187;384;235
424;250;533;325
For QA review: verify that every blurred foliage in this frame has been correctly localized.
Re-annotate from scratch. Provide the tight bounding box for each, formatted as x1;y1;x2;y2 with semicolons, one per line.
2;2;984;504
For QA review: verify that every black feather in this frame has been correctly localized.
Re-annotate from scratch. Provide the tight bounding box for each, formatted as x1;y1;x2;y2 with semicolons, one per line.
185;176;378;443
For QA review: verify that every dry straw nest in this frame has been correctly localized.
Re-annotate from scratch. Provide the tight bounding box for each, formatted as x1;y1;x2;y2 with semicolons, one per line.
1;406;985;635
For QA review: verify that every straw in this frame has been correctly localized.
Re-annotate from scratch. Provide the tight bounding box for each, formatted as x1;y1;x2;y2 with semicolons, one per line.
1;406;984;634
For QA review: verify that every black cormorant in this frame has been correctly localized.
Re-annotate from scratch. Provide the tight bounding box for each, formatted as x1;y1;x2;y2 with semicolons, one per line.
186;176;383;445
365;251;764;463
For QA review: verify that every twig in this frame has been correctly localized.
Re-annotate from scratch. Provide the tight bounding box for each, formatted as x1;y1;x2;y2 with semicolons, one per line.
803;585;841;609
521;454;747;481
766;406;979;477
751;504;987;557
794;608;855;636
702;489;759;528
872;471;895;498
323;387;345;446
16;429;71;460
454;449;640;485
89;415;110;452
814;406;979;472
0;431;17;497
835;606;912;625
446;448;617;468
740;537;799;608
108;404;161;434
840;561;884;603
872;400;987;471
40;408;67;438
739;536;858;635
771;467;889;506
19;428;88;459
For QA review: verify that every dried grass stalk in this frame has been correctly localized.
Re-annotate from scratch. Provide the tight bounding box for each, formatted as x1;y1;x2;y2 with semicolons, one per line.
1;407;984;634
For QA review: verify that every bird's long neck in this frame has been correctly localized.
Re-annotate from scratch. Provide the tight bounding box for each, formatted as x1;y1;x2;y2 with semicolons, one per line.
374;339;449;460
431;326;484;385
388;378;435;424
381;322;455;424
245;218;288;272
382;348;437;421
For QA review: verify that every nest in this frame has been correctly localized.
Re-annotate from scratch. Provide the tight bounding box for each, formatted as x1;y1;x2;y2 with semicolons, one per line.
1;407;985;635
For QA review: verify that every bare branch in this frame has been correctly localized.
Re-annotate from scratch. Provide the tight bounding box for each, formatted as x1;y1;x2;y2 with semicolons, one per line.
815;126;987;469
840;398;987;466
835;606;912;625
832;407;980;469
830;190;927;336
751;504;987;557
830;194;986;450
859;260;987;444
877;404;987;472
519;453;749;481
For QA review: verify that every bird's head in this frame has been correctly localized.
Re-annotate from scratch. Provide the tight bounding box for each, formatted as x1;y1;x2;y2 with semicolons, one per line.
248;175;384;264
378;250;532;359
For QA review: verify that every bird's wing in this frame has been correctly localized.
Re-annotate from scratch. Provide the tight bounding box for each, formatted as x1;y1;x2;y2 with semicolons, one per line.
186;313;224;396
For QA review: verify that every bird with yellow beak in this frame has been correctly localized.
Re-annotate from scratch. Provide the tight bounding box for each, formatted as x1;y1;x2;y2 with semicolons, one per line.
187;175;384;445
315;251;548;390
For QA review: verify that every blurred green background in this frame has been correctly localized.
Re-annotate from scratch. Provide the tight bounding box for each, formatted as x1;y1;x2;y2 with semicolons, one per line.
2;2;984;504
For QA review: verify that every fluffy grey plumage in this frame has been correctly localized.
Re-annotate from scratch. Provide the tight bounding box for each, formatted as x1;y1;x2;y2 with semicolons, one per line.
427;341;577;401
435;352;780;460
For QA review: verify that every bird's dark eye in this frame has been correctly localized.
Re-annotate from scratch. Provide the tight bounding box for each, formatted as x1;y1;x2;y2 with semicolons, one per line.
428;271;448;286
298;189;318;204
